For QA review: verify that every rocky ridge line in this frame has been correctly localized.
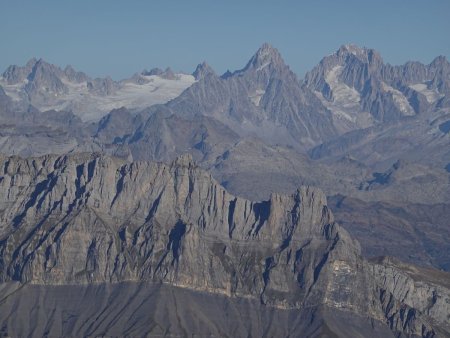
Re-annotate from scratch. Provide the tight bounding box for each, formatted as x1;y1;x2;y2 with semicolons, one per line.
0;153;448;336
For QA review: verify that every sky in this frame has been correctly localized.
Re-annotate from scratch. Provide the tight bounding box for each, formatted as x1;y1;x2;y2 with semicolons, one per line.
1;0;450;80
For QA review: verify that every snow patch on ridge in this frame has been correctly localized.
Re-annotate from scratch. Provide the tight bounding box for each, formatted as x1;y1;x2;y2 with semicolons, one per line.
256;62;271;72
314;65;374;133
0;78;28;101
381;82;414;116
325;66;361;109
249;89;265;106
0;74;196;122
409;83;443;103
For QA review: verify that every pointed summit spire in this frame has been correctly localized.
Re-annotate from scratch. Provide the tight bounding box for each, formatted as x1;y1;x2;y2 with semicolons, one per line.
248;43;283;68
25;57;38;68
257;42;279;54
192;61;215;80
430;55;448;67
240;43;286;74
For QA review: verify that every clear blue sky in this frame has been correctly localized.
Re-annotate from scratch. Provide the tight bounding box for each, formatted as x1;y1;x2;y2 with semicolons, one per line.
1;0;449;80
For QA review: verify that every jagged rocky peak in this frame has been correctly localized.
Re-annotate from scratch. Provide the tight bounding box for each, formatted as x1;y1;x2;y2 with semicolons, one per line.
141;67;176;79
164;42;336;147
142;67;164;76
306;43;383;78
430;55;449;68
162;67;176;80
64;65;89;83
303;43;426;126
1;58;89;87
87;75;119;96
240;43;286;73
336;43;383;64
192;61;215;80
28;58;62;79
1;57;38;84
24;58;69;96
305;44;384;88
337;43;366;56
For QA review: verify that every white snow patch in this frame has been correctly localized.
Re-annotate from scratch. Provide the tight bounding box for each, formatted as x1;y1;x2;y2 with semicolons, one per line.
325;66;361;110
381;82;415;116
0;77;28;101
409;83;444;103
249;89;265;107
256;62;270;72
0;74;196;121
314;66;374;132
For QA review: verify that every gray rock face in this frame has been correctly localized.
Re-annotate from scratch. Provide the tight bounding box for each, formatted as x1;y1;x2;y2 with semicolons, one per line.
1;58;38;85
166;43;337;149
24;59;69;101
0;153;448;336
304;44;450;133
192;61;216;80
0;85;14;118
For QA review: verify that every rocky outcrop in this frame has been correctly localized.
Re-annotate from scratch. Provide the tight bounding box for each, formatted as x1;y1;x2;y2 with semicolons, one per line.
0;153;448;336
370;257;450;336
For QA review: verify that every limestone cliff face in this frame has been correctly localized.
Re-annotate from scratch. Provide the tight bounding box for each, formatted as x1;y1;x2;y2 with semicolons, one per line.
0;153;448;336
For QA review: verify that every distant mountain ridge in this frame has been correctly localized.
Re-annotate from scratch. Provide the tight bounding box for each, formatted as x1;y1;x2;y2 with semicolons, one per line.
165;43;337;148
2;43;449;130
0;58;196;121
304;44;450;132
1;43;449;173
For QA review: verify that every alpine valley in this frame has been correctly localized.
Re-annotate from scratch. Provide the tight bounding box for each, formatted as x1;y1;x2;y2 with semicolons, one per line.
0;44;449;337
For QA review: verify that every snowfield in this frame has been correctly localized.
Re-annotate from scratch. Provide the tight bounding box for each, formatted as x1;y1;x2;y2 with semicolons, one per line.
0;74;196;122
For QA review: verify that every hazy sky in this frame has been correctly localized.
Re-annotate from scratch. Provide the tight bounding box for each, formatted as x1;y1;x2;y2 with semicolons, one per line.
1;0;449;80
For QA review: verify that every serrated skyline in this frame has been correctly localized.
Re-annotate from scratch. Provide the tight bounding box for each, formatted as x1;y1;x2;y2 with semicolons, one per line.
1;1;449;80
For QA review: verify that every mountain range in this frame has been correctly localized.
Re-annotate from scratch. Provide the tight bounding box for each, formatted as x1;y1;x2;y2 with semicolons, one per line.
1;44;448;269
0;43;449;337
1;43;449;165
0;58;195;121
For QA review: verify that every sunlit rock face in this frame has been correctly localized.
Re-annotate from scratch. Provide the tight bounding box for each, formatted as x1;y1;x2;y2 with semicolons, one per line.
0;153;449;337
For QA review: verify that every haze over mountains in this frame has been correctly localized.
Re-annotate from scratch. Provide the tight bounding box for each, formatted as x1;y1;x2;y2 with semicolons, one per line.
0;43;449;337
